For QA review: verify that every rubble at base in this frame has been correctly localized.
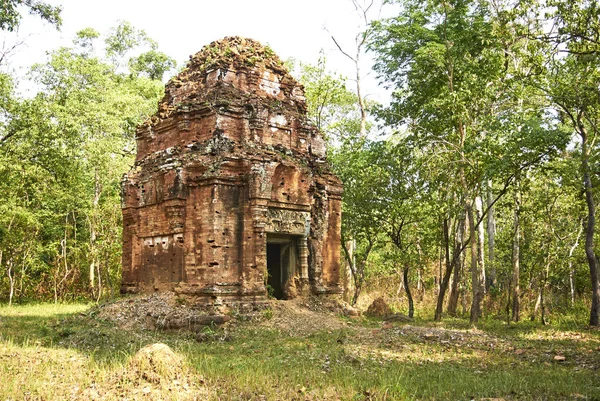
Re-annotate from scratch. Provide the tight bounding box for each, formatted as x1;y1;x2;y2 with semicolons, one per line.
95;292;254;332
94;291;360;335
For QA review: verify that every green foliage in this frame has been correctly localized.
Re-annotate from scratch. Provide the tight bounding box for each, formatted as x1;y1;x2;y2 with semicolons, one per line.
0;0;62;32
129;49;177;80
0;23;172;302
294;53;359;138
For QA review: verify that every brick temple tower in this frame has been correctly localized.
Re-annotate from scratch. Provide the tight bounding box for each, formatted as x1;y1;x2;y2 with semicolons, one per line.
121;37;343;308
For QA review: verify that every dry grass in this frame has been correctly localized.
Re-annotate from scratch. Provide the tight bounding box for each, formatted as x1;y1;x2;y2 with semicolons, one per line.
1;300;599;400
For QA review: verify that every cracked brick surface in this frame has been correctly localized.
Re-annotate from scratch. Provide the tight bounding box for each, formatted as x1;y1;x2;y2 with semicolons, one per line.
121;37;343;309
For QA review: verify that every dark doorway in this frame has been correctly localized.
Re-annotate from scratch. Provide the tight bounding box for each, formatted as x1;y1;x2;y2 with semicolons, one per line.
267;243;283;299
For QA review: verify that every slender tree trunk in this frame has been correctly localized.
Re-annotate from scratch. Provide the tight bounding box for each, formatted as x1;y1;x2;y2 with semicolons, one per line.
448;261;461;315
55;215;70;304
435;218;453;321
475;196;486;296
342;238;373;306
18;254;28;303
355;57;367;138
531;282;542;322
579;123;600;326
468;199;483;324
403;266;414;318
437;243;443;296
90;170;101;297
8;260;14;307
1;216;15;306
511;179;521;322
569;220;584;306
448;211;466;316
486;180;496;291
343;240;355;303
416;241;425;301
396;266;405;297
540;256;551;325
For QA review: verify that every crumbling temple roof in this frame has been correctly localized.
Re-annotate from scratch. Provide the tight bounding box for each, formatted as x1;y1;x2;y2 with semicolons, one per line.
147;36;304;128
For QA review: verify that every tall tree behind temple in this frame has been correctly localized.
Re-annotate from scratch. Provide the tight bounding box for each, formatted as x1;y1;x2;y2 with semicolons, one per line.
0;23;174;302
370;0;506;323
296;56;386;305
369;0;568;322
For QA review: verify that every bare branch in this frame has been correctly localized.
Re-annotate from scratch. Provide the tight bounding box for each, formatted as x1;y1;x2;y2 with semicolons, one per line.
325;26;356;63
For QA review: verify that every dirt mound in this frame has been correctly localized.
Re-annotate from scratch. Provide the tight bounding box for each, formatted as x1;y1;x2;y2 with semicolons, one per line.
95;292;230;332
366;297;393;318
260;297;354;335
128;343;186;384
79;343;207;400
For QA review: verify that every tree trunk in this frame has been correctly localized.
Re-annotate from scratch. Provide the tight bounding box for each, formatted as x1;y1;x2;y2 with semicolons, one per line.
486;180;496;291
468;199;483;324
437;242;443;296
416;241;425;301
343;240;355;303
448;212;466;316
511;179;521;322
1;216;15;306
531;282;542;322
435;218;454;321
540;256;551;325
90;170;101;297
342;238;373;306
569;220;583;306
403;266;414;318
579;123;600;326
8;260;14;307
475;196;486;296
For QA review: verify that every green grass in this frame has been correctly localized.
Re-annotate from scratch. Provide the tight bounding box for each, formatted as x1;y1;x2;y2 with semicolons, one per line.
1;302;599;400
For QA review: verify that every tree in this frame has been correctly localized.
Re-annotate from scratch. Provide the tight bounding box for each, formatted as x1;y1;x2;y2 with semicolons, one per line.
0;0;61;31
0;23;174;302
370;0;570;323
370;0;508;322
332;136;387;304
374;138;437;317
296;56;384;305
295;53;358;138
536;0;600;325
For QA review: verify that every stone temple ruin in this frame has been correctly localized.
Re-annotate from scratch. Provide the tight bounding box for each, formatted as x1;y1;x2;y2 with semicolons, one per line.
121;37;343;309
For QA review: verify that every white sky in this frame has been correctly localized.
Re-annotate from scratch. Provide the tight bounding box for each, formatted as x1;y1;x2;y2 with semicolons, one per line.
3;0;389;103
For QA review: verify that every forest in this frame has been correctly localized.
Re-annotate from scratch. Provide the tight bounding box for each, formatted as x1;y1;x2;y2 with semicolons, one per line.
0;0;599;329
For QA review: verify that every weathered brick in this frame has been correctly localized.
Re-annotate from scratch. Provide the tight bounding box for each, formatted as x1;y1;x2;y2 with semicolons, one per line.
121;37;343;308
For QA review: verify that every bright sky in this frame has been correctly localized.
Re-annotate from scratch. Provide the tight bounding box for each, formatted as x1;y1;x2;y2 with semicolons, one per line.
3;0;389;103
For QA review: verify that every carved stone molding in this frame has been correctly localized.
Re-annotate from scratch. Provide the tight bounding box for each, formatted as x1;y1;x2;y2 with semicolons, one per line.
264;208;310;235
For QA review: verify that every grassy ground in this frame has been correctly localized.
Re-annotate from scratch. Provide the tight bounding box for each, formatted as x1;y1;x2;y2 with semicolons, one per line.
0;301;599;400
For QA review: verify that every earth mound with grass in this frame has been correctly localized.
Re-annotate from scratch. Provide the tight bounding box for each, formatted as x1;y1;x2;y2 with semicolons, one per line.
80;343;206;400
259;297;354;335
366;297;393;317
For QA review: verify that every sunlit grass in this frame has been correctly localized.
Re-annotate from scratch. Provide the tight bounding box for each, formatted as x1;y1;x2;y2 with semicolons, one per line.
0;302;599;400
0;302;90;317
